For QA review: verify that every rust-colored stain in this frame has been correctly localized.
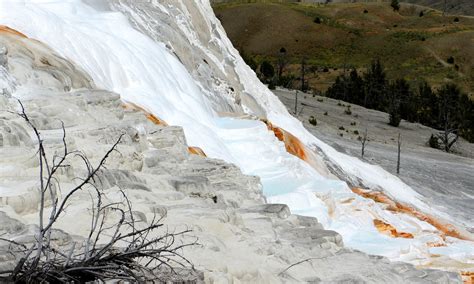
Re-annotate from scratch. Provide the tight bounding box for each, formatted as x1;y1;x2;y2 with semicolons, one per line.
260;120;473;278
352;187;398;209
0;25;28;38
146;113;167;126
188;146;207;157
261;119;472;241
122;103;168;126
122;103;206;158
261;119;331;177
373;219;414;239
341;197;356;204
426;241;446;247
263;119;308;161
462;271;474;284
352;187;473;241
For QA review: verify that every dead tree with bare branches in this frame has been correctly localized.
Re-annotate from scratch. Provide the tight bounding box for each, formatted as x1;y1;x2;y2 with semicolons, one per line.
359;128;369;158
0;100;197;283
397;133;401;174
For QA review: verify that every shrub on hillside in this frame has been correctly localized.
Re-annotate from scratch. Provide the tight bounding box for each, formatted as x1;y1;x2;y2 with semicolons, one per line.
240;48;258;71
447;56;455;64
277;74;296;89
389;111;402;127
391;0;400;12
260;60;275;82
428;134;440;149
268;80;276;90
345;105;352;115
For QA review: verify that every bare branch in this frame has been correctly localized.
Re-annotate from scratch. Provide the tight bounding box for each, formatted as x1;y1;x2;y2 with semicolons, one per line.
1;100;197;283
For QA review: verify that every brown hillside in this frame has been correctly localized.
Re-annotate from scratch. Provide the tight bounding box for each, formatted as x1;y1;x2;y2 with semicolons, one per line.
214;2;474;96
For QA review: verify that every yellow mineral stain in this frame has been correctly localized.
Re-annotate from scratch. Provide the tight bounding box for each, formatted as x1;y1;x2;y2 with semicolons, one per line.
461;271;474;284
188;146;207;157
122;103;168;126
0;25;28;38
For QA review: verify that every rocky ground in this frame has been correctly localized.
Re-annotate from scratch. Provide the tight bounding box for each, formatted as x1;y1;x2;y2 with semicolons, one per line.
274;88;474;233
0;30;463;283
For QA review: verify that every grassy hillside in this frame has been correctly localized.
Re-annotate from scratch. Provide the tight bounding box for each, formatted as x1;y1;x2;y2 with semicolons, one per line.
403;0;474;16
213;2;474;96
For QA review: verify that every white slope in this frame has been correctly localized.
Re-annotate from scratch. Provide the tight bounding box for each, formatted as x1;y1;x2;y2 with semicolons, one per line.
0;0;472;273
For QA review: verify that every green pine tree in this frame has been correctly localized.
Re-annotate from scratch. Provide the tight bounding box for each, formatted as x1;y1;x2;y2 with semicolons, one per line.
387;81;402;127
391;0;400;11
259;60;275;83
363;60;388;110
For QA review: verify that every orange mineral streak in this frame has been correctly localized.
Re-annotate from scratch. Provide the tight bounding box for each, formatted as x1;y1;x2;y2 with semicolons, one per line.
0;25;28;38
373;219;414;239
427;241;446;247
261;120;333;176
146;113;167;126
188;147;207;157
263;120;308;161
461;271;474;284
352;187;473;241
122;103;168;126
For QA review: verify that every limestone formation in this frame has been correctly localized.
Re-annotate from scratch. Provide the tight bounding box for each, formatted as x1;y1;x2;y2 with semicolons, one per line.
0;27;461;284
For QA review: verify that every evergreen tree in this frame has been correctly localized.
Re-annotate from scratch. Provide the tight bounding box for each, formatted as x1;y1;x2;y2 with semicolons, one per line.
363;60;388;110
387;81;402;127
396;79;416;122
458;93;474;142
348;69;365;105
418;82;438;127
260;60;275;82
391;0;400;11
324;60;474;144
326;75;347;101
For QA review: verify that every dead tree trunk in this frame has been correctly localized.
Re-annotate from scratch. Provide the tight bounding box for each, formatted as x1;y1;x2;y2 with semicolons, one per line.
295;90;298;115
360;128;368;158
397;133;401;174
437;107;458;153
301;57;306;92
277;47;288;82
